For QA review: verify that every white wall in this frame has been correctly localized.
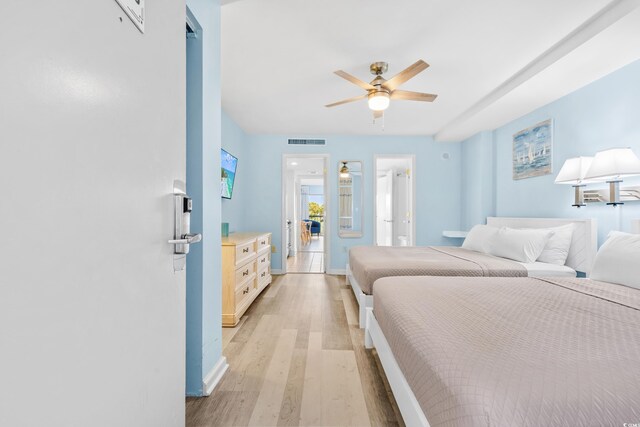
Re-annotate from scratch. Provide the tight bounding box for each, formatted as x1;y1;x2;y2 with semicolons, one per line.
0;2;186;426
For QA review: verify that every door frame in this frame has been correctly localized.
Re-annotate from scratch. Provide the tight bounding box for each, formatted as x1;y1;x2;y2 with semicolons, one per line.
373;154;416;246
281;153;330;273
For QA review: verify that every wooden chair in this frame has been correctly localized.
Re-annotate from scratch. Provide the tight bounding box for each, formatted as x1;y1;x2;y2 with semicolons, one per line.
300;221;311;245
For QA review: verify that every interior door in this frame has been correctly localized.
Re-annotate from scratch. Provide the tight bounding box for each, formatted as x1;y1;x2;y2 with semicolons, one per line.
393;171;411;246
1;2;187;425
376;171;393;246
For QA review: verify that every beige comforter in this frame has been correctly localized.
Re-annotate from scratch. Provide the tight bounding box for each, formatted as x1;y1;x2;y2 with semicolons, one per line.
349;246;527;294
373;276;640;427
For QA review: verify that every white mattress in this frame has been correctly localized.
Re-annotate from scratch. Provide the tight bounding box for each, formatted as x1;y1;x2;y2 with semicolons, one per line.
518;261;577;278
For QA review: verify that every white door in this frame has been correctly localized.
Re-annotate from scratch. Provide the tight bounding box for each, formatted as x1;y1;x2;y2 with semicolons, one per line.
393;171;412;246
375;156;415;247
1;2;187;425
376;171;393;246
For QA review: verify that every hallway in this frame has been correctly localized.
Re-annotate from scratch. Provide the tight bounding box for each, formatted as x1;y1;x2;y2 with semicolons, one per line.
185;274;403;426
288;236;325;273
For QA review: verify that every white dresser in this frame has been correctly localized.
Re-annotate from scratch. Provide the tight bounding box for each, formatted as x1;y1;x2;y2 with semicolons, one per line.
221;232;272;327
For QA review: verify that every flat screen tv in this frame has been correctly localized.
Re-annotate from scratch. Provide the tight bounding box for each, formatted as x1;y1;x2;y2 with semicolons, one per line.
221;148;238;199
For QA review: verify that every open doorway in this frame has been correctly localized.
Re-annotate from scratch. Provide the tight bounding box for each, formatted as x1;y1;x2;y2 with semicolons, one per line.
282;155;329;273
374;155;416;246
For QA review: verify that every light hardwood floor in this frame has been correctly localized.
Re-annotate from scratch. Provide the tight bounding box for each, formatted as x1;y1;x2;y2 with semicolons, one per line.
286;252;325;273
186;274;404;427
298;236;324;253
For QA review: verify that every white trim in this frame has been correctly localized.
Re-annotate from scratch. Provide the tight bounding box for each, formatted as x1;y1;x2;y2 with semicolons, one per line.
346;264;373;328
373;154;416;247
365;308;430;427
326;268;346;275
271;269;284;275
281;154;331;274
202;356;229;396
486;217;597;275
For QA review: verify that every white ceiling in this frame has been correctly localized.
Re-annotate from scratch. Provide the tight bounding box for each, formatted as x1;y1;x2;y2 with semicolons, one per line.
221;0;640;141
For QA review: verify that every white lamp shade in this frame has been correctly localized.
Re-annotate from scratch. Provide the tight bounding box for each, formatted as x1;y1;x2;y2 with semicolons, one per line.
555;156;594;184
584;147;640;181
368;92;390;111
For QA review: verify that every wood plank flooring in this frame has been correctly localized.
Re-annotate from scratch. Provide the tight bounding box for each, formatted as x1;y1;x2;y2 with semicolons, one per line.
186;274;404;427
286;253;325;273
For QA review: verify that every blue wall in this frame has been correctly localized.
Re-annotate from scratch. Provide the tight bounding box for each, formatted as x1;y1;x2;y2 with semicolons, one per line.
236;134;462;272
185;0;223;397
460;131;496;230
462;59;640;245
222;111;248;233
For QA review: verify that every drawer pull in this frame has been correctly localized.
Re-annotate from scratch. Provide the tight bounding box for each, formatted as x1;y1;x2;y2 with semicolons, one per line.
243;287;249;295
243;248;249;253
261;272;266;278
261;240;266;245
243;269;249;276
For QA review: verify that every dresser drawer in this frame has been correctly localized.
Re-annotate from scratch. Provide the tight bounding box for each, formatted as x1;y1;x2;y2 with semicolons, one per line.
256;234;270;252
235;240;256;265
235;260;256;285
256;264;271;292
256;251;270;270
257;265;270;283
235;280;253;308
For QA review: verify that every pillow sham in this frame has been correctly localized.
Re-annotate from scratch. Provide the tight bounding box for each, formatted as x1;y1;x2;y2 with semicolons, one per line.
536;223;575;265
590;231;640;289
487;227;554;263
461;225;498;253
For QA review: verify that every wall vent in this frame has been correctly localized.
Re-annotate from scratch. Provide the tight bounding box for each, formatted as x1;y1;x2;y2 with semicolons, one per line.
287;138;326;146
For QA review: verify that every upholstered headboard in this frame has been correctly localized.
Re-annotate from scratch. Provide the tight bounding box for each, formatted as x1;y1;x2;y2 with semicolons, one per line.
486;217;598;275
632;219;640;234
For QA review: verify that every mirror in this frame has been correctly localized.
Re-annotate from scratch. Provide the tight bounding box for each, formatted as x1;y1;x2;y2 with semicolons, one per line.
338;161;363;238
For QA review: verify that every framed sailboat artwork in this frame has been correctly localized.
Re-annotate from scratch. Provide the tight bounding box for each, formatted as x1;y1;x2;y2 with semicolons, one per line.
512;119;553;180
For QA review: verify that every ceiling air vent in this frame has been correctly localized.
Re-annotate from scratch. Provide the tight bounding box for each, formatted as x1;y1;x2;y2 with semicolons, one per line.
288;138;326;146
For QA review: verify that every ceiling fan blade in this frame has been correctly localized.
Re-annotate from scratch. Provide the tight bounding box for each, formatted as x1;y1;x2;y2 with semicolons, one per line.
382;60;429;92
391;90;438;102
325;94;367;108
334;70;375;91
373;110;383;120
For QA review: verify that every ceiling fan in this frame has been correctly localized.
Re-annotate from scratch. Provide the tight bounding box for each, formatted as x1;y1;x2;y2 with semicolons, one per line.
325;60;438;120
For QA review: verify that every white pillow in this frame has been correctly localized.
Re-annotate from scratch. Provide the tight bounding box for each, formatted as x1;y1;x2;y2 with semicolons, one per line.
462;225;499;253
536;223;575;265
590;231;640;289
487;227;554;263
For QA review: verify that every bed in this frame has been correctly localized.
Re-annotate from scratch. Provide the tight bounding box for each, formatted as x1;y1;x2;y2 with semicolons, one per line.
366;275;640;427
347;217;597;327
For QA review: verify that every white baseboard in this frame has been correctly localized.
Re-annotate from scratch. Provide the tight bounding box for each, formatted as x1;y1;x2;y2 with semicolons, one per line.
326;268;346;275
271;269;284;275
202;356;228;396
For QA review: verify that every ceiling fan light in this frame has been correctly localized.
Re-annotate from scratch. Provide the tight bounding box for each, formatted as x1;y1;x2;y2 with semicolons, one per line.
340;162;350;178
368;91;390;111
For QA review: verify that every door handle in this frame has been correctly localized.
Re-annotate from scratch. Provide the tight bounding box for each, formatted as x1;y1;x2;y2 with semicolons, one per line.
168;233;202;245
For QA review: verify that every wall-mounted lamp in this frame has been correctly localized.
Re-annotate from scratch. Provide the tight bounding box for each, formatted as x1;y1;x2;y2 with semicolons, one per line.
339;162;350;178
555;156;593;207
583;147;640;206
